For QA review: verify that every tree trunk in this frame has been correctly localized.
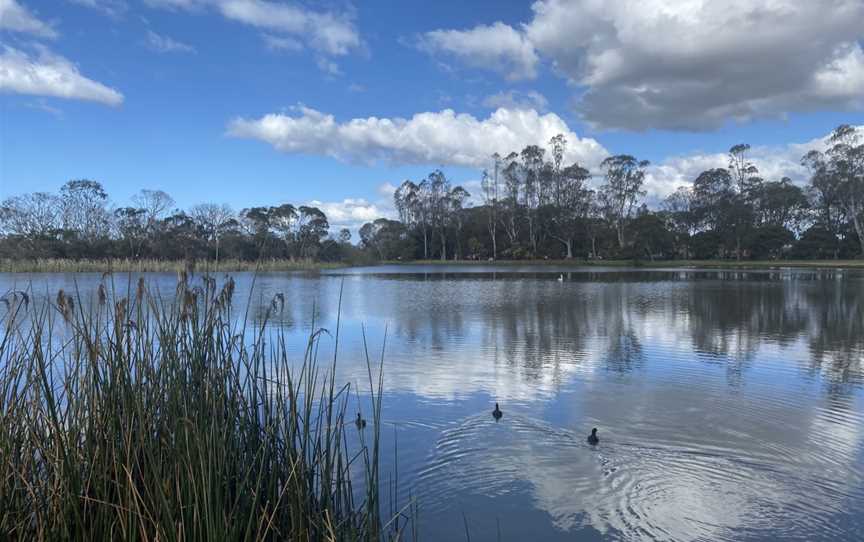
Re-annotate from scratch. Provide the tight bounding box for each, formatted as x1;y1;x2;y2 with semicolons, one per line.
552;236;572;259
492;231;497;259
853;212;864;257
440;231;447;261
617;222;625;248
528;214;540;256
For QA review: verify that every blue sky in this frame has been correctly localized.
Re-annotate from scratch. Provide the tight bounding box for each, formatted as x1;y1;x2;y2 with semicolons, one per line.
2;0;863;230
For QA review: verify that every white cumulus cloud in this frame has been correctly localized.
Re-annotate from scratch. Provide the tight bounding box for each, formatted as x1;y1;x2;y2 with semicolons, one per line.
418;21;538;81
422;0;864;131
308;197;392;232
0;45;123;106
0;0;57;38
226;105;609;169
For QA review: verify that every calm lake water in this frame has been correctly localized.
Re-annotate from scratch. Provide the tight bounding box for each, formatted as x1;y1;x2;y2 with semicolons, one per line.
3;264;864;541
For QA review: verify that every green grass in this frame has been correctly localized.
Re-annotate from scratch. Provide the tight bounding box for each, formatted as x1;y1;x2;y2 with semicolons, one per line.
0;274;413;541
0;258;346;273
388;258;864;269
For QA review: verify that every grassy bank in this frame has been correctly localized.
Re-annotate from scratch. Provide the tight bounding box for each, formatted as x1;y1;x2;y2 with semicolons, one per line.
0;275;412;540
388;258;864;269
0;258;346;273
3;257;862;274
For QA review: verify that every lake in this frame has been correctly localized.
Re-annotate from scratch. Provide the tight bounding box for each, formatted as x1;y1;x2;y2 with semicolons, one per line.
2;264;863;541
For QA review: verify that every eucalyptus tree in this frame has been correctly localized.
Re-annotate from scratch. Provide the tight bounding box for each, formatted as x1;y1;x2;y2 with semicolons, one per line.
394;180;418;225
154;211;200;259
803;152;846;240
800;125;864;256
133;189;175;226
480;153;502;259
691;167;754;259
546;161;592;259
500;151;522;250
296;206;329;258
691;168;735;230
661;186;696;258
548;134;567;207
59;179;112;241
825;125;864;255
241;204;291;256
394;180;430;259
268;203;299;257
447;185;471;259
727;143;762;197
631;206;674;261
0;192;60;239
519;144;546;255
426;169;452;260
753;178;808;232
114;207;147;257
359;218;408;260
598;155;649;248
191;203;236;263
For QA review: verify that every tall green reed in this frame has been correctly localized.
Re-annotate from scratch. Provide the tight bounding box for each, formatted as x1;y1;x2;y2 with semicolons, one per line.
0;272;412;541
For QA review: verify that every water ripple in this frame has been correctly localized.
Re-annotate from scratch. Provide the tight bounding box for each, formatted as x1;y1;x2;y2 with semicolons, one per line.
415;409;864;541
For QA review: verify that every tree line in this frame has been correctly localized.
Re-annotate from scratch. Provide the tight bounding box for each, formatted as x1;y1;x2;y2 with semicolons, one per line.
0;184;355;263
359;124;863;262
1;124;861;264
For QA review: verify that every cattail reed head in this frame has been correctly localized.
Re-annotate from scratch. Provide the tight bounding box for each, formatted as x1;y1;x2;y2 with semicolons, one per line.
203;275;216;294
97;283;107;306
114;298;128;325
56;289;73;323
87;342;100;365
136;277;145;302
181;289;197;320
217;276;235;308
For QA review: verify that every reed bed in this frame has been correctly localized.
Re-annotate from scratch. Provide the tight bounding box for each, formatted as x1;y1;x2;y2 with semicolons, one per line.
0;258;345;274
0;273;413;541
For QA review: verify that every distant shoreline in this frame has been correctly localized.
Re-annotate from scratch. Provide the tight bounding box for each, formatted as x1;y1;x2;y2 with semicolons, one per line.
1;257;863;273
382;259;864;269
0;258;346;273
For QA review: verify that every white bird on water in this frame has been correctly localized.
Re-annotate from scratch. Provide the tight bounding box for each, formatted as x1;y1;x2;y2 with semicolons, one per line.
557;274;564;282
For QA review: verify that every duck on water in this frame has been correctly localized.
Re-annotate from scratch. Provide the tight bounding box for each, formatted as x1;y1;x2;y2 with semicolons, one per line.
491;403;598;445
